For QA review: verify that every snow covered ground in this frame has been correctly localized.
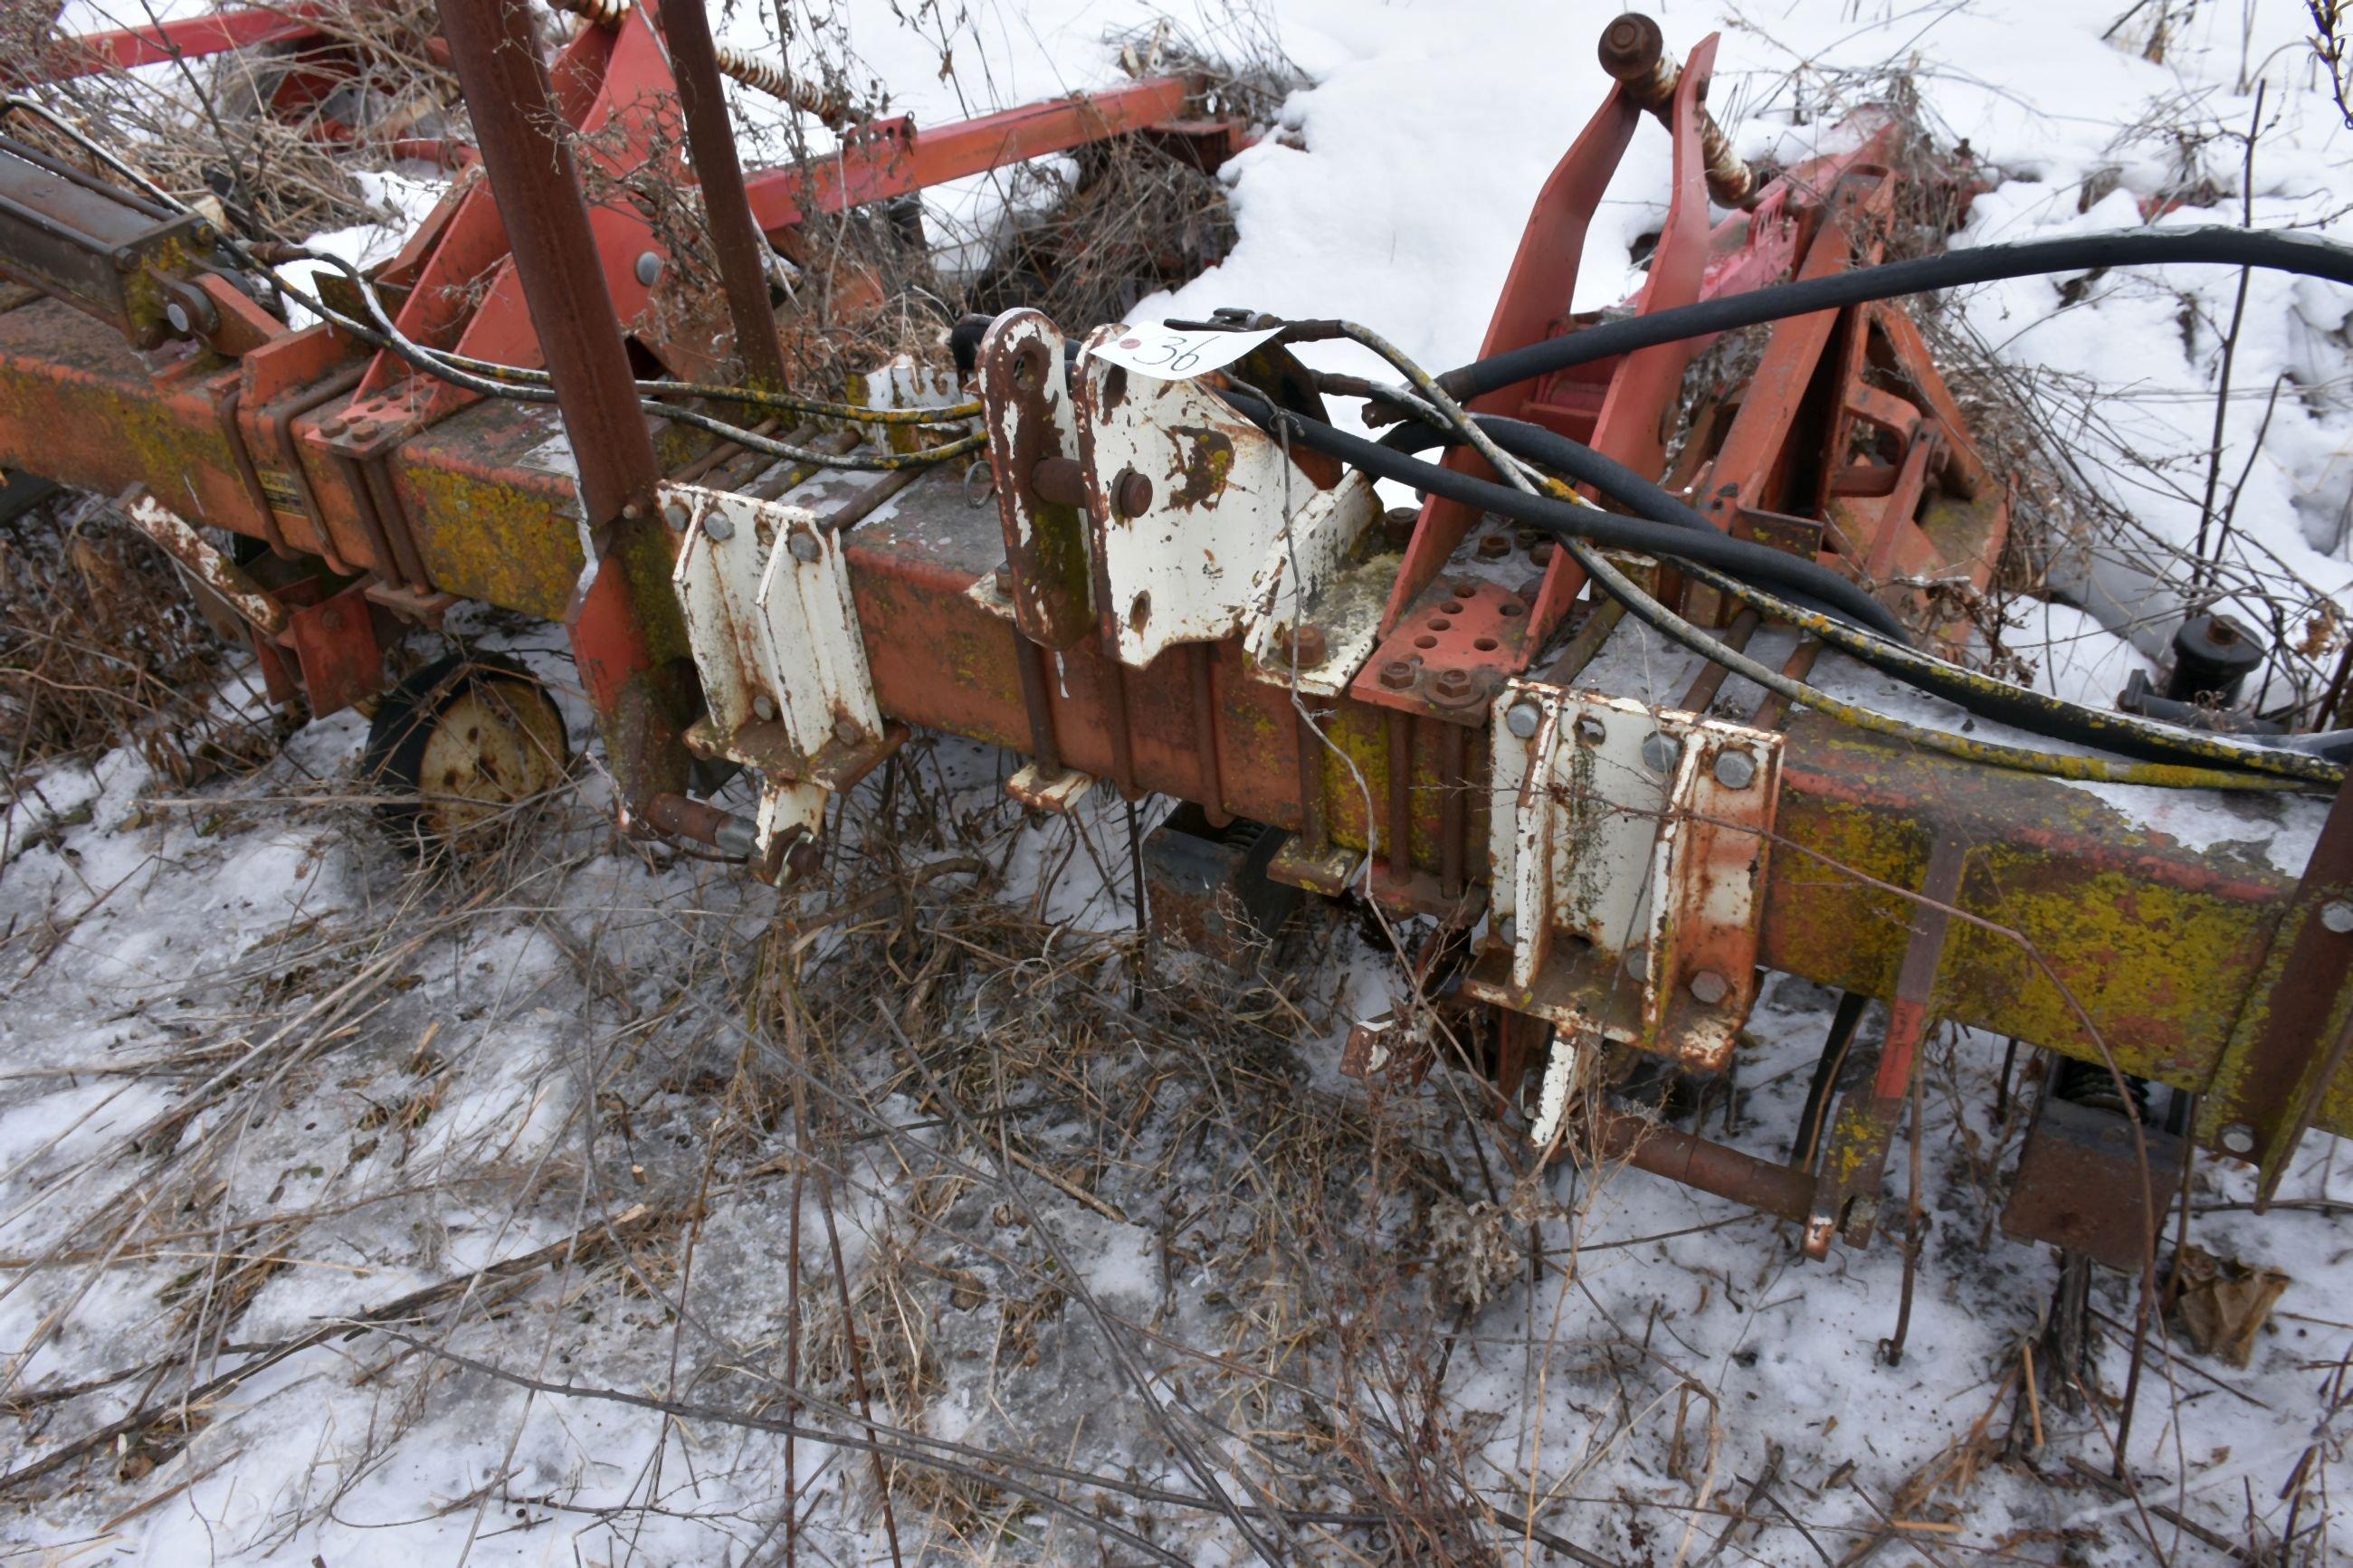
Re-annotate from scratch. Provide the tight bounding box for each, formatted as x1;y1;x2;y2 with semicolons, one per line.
5;0;2353;1563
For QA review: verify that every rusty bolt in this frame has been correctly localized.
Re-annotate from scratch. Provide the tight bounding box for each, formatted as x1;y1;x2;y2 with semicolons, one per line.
1435;668;1471;694
1640;731;1681;774
1713;748;1757;790
1598;12;1664;82
784;835;825;880
788;529;822;563
703;512;736;542
993;564;1013;598
1378;660;1415;690
318;415;348;438
1689;969;1730;1006
1529;541;1556;565
752;694;778;721
1031;455;1088;508
1504;700;1542;739
1476;533;1511;560
833;717;861;746
2219;1122;2257;1156
1291;623;1328;665
1383;506;1420;547
1113;469;1153;518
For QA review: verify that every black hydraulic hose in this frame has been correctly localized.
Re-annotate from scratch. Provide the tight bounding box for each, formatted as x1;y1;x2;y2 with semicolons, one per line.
1386;413;2337;775
1219;385;1910;642
1434;225;2353;404
1382;411;1701;533
1377;412;1906;640
1226;386;2339;783
1697;569;2344;780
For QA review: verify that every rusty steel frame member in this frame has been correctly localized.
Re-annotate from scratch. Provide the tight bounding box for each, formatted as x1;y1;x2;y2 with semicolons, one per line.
0;7;2347;1244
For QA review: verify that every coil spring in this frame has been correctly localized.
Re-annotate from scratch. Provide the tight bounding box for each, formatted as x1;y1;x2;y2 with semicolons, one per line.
714;46;858;128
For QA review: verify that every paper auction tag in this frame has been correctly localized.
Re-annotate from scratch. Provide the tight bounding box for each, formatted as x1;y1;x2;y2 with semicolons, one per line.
1088;321;1282;381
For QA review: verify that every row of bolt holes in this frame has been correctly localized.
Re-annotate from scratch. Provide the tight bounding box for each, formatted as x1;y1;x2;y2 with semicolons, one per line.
1412;581;1524;654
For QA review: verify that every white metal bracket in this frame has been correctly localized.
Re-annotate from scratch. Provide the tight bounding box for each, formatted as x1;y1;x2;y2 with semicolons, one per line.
1236;469;1386;698
666;481;894;861
1071;325;1327;669
1462;679;1783;1075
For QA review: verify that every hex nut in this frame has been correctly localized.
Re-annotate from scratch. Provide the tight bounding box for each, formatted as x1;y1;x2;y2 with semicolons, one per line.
788;529;823;563
662;499;691;531
1476;534;1511;560
2219;1122;2257;1156
1505;700;1543;739
1641;731;1681;774
1378;660;1415;690
1713;748;1758;789
2322;899;2353;935
703;513;736;542
1689;969;1730;1005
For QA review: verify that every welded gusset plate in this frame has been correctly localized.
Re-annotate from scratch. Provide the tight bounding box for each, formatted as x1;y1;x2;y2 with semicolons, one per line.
1462;681;1781;1072
1072;324;1323;669
1237;469;1385;699
667;481;883;782
978;309;1093;650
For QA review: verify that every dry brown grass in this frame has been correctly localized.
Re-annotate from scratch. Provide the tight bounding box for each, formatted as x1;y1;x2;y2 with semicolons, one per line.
0;492;286;813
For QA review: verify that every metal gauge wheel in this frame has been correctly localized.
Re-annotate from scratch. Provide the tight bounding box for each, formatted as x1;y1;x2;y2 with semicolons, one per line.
363;652;571;845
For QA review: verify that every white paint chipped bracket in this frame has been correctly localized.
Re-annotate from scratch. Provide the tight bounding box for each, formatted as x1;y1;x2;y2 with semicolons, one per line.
667;481;890;859
1462;680;1783;1079
1072;324;1327;669
1238;469;1385;699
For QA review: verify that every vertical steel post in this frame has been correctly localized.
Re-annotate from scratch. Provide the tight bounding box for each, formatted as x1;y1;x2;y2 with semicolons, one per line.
661;0;791;390
2199;774;2353;1199
437;0;691;806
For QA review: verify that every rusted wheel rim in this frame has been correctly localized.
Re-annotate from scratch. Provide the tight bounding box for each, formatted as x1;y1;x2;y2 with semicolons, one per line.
411;679;568;840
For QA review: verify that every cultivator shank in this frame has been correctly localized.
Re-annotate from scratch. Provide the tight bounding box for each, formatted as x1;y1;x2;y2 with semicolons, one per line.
3;2;2348;1266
